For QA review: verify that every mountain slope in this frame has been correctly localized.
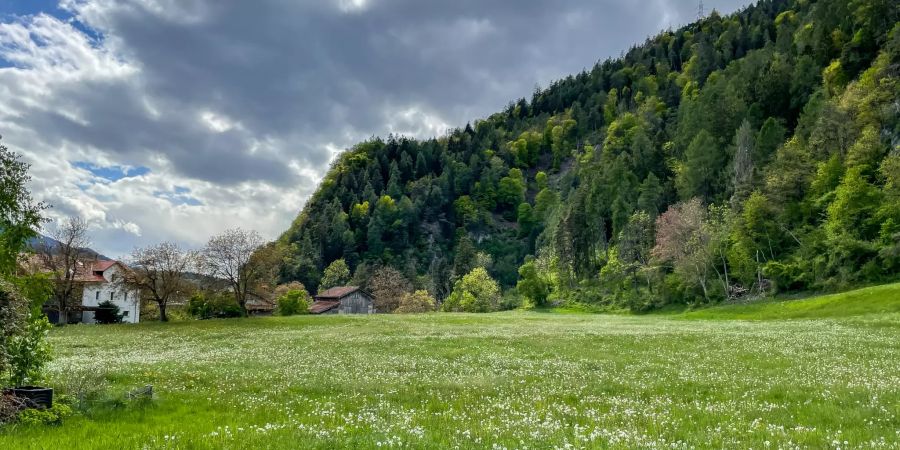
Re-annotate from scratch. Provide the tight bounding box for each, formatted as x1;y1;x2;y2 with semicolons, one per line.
277;0;900;310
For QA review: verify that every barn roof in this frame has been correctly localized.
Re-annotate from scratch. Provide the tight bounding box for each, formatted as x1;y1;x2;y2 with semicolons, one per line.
314;286;361;300
308;301;340;314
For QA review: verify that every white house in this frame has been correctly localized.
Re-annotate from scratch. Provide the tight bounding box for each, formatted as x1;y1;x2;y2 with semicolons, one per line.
79;260;141;324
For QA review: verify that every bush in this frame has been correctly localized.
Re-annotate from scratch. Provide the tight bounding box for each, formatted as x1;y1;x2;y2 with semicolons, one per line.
442;267;501;313
17;402;73;426
7;316;52;386
499;288;523;311
276;289;310;316
395;290;437;313
94;301;123;324
516;258;550;307
187;292;242;319
0;280;29;384
1;279;52;389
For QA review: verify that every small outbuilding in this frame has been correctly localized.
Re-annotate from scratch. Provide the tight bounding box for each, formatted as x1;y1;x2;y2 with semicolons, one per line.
310;286;375;314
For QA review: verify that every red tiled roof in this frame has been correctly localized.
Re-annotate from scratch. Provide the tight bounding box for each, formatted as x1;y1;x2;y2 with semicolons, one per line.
92;260;117;272
314;286;360;300
78;274;107;283
309;301;340;314
78;260;122;283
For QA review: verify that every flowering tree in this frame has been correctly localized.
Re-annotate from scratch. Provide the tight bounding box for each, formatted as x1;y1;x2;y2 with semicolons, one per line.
652;199;732;302
652;199;714;301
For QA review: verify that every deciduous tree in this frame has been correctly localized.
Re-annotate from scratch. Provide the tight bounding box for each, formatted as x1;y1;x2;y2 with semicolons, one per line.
319;259;351;292
123;242;196;322
201;229;276;316
366;266;412;313
36;217;91;325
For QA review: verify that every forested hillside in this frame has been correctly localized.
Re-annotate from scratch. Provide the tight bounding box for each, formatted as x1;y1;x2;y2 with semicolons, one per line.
277;0;900;311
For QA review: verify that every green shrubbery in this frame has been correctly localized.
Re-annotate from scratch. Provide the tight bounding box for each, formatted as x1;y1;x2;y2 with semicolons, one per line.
442;268;501;313
94;301;124;324
16;400;73;426
276;289;310;316
395;290;437;313
187;292;242;319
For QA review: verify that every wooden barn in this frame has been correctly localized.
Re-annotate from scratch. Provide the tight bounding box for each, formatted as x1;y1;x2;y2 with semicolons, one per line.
309;286;375;314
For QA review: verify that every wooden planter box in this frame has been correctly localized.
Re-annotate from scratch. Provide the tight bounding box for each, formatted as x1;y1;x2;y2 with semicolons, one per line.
5;386;53;409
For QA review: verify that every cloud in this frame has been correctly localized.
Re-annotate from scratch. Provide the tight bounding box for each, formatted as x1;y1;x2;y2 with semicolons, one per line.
0;0;748;257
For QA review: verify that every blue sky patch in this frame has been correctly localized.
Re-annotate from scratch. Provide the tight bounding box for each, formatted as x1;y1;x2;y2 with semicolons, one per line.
73;161;151;181
0;1;101;68
0;0;61;18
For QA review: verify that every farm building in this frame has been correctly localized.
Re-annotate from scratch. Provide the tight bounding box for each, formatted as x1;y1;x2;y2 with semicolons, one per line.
309;286;375;314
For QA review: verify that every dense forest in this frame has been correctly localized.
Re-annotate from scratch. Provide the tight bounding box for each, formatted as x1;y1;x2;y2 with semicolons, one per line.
276;0;900;311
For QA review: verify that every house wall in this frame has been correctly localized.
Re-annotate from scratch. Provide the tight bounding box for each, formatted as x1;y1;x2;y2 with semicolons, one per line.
81;265;141;324
338;291;374;314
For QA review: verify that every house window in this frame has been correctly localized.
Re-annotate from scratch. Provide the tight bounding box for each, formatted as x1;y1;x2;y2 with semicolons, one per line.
110;292;114;302
122;310;129;317
124;292;128;302
95;291;99;300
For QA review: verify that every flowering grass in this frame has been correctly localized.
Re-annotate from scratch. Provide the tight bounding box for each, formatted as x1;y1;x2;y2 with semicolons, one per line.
2;284;899;449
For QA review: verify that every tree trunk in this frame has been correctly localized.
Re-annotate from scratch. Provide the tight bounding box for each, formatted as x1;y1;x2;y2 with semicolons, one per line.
720;252;730;298
699;277;709;302
756;249;763;292
158;302;168;322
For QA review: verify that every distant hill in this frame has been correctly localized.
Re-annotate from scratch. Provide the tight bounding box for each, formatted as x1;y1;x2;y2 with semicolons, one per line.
275;0;900;311
28;234;111;261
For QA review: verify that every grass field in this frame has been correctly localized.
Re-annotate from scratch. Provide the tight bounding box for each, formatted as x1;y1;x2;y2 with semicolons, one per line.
3;284;900;449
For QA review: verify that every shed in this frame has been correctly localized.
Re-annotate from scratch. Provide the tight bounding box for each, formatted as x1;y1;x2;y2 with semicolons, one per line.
310;286;375;314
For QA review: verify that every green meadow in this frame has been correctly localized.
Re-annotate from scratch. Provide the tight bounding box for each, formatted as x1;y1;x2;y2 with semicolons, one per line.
3;284;899;449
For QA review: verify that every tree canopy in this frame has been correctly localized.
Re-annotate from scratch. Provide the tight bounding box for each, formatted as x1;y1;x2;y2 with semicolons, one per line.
276;0;900;311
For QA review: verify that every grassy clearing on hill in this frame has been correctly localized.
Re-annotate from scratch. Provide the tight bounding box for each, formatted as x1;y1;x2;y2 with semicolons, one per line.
2;284;899;449
676;283;900;320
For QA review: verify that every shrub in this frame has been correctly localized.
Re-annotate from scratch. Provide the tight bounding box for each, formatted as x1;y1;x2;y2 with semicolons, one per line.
516;258;550;307
7;316;52;386
187;292;242;319
499;288;523;311
17;402;73;426
442;267;501;313
277;289;310;316
395;290;437;313
0;280;29;385
94;301;123;324
1;279;52;389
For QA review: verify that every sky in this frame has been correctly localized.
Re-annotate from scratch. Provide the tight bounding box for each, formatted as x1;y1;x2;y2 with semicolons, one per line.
0;0;749;258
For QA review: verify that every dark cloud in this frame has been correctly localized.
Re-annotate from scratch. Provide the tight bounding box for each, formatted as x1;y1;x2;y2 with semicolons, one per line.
59;0;748;182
